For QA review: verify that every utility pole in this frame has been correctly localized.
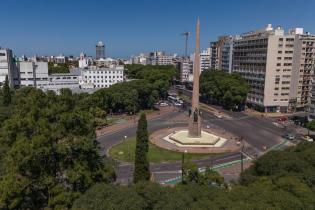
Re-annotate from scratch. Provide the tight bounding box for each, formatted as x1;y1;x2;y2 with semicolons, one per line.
240;144;245;173
181;150;187;183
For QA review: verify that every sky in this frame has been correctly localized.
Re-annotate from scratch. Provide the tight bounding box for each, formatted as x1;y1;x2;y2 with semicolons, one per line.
1;0;315;58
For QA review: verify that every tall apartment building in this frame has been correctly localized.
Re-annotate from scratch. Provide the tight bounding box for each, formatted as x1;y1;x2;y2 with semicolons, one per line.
96;41;105;59
179;59;193;82
0;48;19;88
233;24;315;112
200;48;211;72
221;37;234;73
19;61;49;88
209;36;228;69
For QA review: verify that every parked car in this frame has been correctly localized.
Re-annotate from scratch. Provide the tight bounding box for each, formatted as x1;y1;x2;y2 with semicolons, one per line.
160;102;168;107
282;132;295;140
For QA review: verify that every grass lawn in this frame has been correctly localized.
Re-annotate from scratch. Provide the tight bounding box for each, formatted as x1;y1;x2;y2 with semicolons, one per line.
109;137;225;163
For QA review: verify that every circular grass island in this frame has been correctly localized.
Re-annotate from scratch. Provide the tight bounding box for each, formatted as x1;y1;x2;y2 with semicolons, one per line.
109;136;226;163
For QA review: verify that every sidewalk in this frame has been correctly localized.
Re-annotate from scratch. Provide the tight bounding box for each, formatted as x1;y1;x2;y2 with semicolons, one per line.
96;106;176;137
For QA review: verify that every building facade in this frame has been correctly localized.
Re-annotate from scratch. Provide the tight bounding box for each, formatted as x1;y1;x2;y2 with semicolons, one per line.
19;61;49;88
200;48;211;72
79;66;124;89
179;60;193;82
149;51;174;65
232;24;315;113
0;48;19;88
221;37;234;73
96;41;105;59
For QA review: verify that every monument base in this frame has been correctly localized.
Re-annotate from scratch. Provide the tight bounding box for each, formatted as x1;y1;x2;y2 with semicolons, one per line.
164;130;227;148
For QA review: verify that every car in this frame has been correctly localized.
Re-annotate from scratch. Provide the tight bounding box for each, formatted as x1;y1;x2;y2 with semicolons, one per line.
159;102;168;107
214;113;223;119
282;133;295;140
174;102;182;106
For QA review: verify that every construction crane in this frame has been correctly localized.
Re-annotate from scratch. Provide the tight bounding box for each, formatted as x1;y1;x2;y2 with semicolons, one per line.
180;32;190;57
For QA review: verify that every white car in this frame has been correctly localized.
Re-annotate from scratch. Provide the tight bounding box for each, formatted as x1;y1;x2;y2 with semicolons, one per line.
160;102;168;107
174;102;182;106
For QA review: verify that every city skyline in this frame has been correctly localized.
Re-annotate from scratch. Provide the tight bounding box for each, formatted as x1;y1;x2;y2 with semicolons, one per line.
1;0;315;58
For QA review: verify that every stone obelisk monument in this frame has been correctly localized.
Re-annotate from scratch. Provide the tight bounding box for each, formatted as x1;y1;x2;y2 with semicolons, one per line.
188;18;201;138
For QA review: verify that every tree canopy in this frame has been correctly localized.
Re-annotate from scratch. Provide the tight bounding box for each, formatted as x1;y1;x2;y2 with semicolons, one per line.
200;70;249;110
0;87;115;209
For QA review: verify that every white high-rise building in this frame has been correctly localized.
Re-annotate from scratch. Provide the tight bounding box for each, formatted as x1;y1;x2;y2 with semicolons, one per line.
0;48;19;88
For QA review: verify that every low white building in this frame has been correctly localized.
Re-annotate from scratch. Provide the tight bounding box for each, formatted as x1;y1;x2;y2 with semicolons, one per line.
42;72;80;92
19;61;49;88
95;57;118;68
79;66;124;89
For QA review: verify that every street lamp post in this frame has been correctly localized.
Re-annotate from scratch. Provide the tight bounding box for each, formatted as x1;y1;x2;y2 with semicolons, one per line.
240;144;245;173
181;150;187;183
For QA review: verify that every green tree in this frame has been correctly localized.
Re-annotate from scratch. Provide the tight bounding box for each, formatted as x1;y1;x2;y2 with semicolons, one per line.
133;113;150;183
306;120;315;132
0;87;115;209
2;75;11;106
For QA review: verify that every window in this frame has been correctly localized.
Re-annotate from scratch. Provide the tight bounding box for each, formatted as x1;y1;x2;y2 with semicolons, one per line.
278;51;282;54
277;57;281;60
284;57;292;60
286;38;294;42
277;63;281;66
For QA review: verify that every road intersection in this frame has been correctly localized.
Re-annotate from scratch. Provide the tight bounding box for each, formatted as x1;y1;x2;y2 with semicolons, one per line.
97;102;294;184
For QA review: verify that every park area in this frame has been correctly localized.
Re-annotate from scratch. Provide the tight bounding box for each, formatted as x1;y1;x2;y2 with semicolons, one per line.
109;136;225;163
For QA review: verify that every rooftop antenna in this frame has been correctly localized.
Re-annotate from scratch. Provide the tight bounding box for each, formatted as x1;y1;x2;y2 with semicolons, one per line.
180;32;190;57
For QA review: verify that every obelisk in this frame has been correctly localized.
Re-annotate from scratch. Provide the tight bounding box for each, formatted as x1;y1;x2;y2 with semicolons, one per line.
188;18;201;138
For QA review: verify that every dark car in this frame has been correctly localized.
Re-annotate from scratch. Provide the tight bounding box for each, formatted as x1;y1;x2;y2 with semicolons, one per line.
282;133;295;140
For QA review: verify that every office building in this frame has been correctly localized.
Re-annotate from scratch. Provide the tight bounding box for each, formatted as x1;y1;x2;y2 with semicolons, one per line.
0;48;19;88
19;61;49;88
96;41;105;59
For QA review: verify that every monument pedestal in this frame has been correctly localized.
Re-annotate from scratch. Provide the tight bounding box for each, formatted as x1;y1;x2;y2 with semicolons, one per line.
188;122;201;138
